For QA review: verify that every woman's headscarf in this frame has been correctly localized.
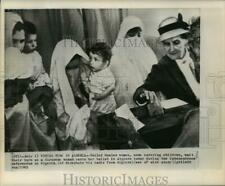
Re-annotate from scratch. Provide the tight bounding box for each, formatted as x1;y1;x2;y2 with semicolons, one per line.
5;12;32;80
114;16;144;44
50;39;90;141
112;16;157;78
5;12;23;48
110;16;158;108
50;39;89;115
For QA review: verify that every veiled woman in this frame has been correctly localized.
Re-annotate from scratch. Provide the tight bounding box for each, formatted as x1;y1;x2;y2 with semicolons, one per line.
50;39;91;150
5;12;33;152
110;16;158;108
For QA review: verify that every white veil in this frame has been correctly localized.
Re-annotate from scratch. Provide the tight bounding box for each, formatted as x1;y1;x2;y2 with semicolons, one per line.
50;39;90;141
110;16;158;108
5;12;33;80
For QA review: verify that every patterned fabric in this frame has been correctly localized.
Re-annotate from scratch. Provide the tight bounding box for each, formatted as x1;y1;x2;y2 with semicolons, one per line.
88;67;117;114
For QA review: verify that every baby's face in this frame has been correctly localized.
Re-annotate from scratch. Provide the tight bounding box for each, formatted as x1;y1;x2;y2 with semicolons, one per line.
89;52;106;71
24;34;37;53
12;30;25;52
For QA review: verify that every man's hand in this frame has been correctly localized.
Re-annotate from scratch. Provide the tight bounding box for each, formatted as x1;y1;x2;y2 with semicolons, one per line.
133;86;164;116
143;90;157;104
146;93;164;117
133;86;156;105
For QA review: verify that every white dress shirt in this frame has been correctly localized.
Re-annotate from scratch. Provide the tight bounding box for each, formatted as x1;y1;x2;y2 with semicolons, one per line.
176;51;200;99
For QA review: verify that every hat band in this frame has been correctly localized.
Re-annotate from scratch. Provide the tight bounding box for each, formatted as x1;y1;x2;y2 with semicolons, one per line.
158;21;189;35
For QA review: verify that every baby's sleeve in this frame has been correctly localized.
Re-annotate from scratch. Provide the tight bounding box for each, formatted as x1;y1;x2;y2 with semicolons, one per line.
108;68;116;85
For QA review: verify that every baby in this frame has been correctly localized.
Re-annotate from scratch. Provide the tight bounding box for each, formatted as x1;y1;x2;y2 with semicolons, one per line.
23;21;52;91
23;21;53;112
22;21;55;134
86;42;117;115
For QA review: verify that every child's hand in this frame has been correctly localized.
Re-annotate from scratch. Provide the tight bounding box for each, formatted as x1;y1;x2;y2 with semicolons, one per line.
92;84;115;101
92;93;105;100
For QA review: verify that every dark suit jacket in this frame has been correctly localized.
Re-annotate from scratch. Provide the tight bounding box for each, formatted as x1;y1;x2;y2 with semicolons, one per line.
142;55;199;106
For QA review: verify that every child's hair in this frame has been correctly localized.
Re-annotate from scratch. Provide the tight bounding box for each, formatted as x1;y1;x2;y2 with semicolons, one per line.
23;21;37;37
89;42;112;63
12;22;24;35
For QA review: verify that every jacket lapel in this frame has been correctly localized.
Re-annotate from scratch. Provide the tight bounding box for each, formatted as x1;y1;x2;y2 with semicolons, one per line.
164;56;194;95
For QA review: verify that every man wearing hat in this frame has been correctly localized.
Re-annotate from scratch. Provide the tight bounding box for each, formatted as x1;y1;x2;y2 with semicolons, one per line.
133;13;200;106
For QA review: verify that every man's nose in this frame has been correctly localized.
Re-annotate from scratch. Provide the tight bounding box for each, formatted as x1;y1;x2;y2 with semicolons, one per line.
169;43;175;52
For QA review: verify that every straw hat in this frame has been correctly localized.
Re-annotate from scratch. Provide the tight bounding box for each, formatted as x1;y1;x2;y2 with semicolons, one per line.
158;13;189;41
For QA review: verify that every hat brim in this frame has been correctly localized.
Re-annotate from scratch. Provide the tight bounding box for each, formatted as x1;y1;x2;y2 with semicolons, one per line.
159;29;189;41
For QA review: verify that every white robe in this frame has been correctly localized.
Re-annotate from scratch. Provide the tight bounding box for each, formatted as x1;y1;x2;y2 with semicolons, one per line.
110;16;158;108
50;39;90;141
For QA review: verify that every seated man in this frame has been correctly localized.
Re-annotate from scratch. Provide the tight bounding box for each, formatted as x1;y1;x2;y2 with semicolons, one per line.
134;13;200;107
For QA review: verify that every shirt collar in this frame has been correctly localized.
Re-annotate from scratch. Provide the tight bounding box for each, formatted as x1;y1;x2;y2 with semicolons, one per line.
176;49;195;69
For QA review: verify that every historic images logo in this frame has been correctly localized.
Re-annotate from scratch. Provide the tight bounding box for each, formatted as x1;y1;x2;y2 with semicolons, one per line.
63;173;168;186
